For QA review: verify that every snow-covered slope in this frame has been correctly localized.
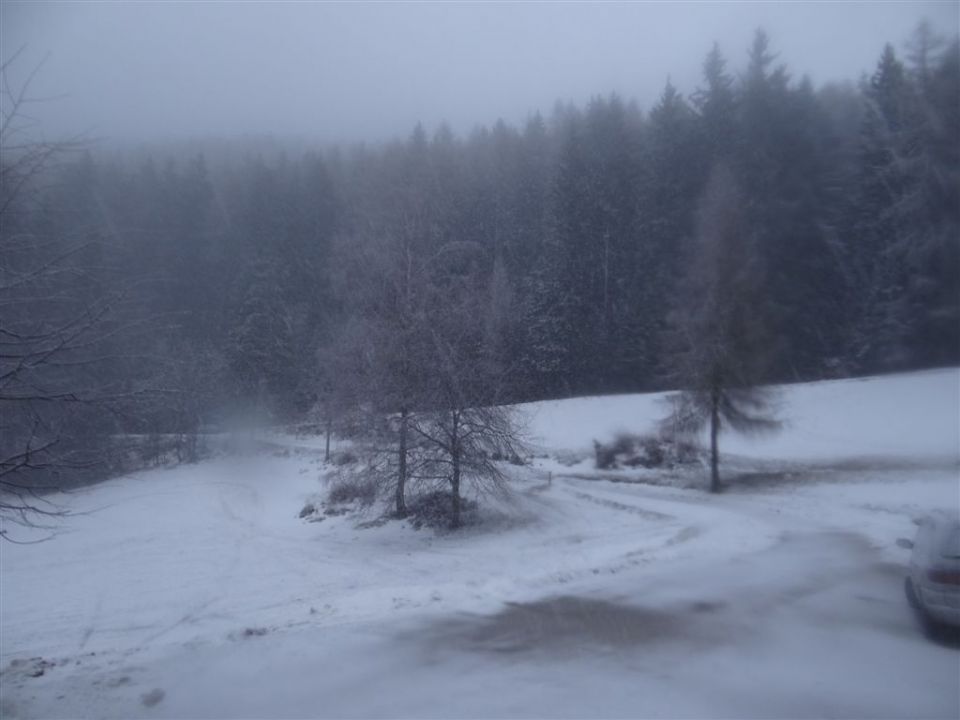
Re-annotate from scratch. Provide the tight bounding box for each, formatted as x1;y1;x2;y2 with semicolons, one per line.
1;369;958;719
521;367;960;461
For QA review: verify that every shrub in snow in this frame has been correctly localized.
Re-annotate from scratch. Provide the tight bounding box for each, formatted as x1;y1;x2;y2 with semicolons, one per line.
330;450;358;466
593;439;619;470
489;450;527;466
594;433;701;470
406;490;478;530
327;477;377;507
593;433;646;469
666;436;702;465
638;435;665;467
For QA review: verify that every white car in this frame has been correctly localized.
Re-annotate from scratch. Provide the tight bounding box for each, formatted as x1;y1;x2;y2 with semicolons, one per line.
904;511;960;635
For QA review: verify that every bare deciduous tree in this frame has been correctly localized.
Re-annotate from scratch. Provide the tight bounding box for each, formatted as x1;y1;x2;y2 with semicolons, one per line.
0;50;123;537
405;241;528;527
329;221;527;527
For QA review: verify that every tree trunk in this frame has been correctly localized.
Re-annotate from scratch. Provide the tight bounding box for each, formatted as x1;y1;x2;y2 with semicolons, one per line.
396;407;408;517
450;411;461;528
709;387;721;493
324;416;332;463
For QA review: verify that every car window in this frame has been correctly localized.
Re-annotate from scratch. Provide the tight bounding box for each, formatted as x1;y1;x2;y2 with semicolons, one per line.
941;525;960;558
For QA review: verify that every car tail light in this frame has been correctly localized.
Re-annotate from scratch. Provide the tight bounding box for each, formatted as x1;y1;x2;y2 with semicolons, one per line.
927;570;960;585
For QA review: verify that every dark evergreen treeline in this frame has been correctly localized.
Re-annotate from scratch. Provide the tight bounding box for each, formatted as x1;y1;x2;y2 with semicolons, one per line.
4;28;959;465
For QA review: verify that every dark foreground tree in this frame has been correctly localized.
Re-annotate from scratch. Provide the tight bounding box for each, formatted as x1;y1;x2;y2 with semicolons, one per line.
412;256;528;527
0;51;126;535
662;163;780;492
330;227;528;527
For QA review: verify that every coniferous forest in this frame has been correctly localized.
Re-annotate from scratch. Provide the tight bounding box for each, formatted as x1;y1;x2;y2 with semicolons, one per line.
2;27;958;499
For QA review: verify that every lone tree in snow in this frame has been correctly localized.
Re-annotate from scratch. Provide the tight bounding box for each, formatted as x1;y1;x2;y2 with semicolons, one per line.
411;250;528;527
337;226;437;518
330;224;528;527
661;162;780;493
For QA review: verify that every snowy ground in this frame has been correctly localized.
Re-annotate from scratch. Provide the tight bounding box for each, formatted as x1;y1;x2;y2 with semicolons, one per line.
2;369;958;718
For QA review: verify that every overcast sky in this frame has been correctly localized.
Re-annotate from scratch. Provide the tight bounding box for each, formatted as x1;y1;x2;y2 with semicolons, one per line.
2;1;957;145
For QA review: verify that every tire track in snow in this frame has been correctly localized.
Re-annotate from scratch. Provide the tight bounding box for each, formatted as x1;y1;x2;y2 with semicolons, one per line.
496;478;701;592
550;475;782;575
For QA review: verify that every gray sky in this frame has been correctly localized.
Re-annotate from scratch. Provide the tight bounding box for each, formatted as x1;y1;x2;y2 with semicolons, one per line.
2;1;957;145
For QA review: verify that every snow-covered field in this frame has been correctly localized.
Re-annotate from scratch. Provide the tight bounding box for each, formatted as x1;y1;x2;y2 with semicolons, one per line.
522;367;960;462
2;369;958;718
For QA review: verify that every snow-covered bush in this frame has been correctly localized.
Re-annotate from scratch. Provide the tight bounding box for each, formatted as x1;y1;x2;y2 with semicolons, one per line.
489;449;527;466
593;433;700;470
330;450;358;466
327;477;377;507
406;490;478;530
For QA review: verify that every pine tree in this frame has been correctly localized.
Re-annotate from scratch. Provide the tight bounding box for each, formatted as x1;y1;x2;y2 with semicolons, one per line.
662;163;780;493
735;29;845;378
903;33;960;365
847;44;919;370
693;43;737;162
227;259;298;419
638;79;703;383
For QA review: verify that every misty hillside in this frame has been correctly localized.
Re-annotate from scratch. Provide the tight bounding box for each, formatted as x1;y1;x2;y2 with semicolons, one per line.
2;4;959;719
3;26;959;503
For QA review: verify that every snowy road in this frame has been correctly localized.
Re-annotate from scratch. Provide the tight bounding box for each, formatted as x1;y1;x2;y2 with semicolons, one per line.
2;457;958;718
